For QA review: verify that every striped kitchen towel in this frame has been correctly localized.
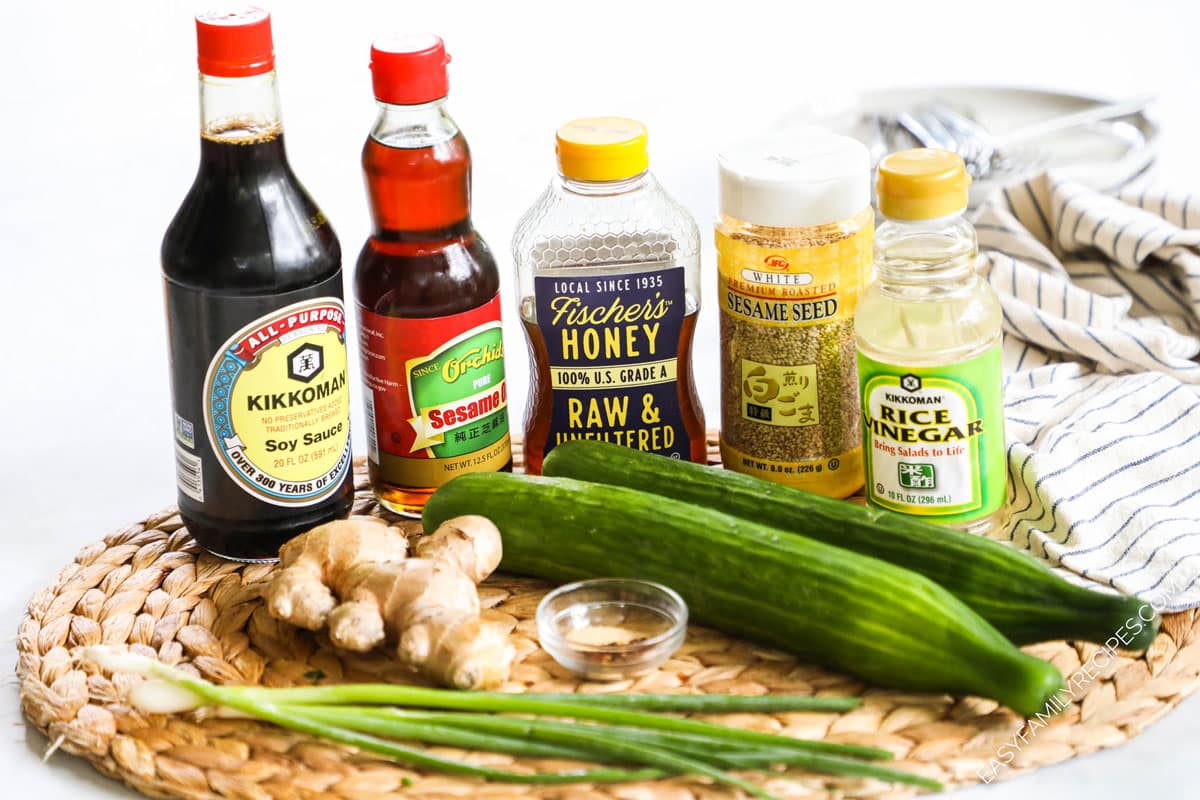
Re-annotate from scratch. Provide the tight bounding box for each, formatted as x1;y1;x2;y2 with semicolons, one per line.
976;174;1200;611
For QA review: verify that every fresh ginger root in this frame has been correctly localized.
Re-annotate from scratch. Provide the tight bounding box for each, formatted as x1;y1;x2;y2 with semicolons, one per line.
264;515;513;689
267;517;407;633
334;558;513;689
412;514;504;583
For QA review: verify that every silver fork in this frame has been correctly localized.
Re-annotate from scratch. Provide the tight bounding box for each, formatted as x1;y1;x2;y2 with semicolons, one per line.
897;106;1006;179
897;95;1152;180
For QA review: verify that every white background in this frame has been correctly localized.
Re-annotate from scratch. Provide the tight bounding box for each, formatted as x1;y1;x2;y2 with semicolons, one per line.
3;0;1200;796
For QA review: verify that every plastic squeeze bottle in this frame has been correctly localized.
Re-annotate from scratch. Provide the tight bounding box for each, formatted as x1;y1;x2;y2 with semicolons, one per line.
512;118;706;474
856;149;1007;536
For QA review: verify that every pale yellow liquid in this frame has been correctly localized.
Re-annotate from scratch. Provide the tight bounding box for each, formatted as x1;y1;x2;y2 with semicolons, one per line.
856;220;1007;537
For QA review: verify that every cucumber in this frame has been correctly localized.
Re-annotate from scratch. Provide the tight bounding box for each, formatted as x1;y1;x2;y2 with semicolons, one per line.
542;439;1159;649
424;472;1065;718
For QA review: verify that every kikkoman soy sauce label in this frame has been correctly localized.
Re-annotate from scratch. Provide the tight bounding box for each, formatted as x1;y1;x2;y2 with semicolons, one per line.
858;347;1006;523
360;295;511;488
204;297;353;506
535;266;686;457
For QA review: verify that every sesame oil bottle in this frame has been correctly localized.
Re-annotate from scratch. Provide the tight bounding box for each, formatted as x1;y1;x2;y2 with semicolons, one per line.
354;36;511;516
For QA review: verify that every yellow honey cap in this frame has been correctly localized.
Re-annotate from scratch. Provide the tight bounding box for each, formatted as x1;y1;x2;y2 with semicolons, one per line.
876;148;971;220
556;117;649;182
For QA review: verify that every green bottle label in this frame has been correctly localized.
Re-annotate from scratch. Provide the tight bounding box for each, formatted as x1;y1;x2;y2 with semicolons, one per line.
406;325;509;459
857;346;1005;523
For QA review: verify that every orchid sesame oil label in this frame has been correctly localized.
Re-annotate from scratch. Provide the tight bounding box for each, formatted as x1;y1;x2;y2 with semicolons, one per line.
858;346;1006;524
359;295;511;490
534;266;687;458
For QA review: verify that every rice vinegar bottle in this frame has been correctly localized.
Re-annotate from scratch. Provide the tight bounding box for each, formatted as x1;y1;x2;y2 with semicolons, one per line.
855;149;1007;536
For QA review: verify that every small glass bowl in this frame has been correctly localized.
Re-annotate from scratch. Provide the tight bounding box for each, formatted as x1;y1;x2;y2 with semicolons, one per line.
536;578;688;681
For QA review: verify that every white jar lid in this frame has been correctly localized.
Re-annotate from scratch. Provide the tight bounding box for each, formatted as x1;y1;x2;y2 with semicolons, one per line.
718;129;870;227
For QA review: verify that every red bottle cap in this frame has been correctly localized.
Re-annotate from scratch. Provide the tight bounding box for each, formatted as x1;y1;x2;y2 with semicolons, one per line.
196;7;275;78
370;34;451;105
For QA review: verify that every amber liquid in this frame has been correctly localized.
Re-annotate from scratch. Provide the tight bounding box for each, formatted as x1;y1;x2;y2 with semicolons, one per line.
521;311;707;474
162;130;353;560
355;128;510;515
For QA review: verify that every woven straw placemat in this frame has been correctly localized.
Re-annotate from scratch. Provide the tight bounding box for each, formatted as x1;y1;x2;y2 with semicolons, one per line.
17;432;1200;799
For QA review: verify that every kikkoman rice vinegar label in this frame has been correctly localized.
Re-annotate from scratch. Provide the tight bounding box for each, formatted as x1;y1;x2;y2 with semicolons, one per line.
716;225;871;492
204;297;353;506
858;347;1006;523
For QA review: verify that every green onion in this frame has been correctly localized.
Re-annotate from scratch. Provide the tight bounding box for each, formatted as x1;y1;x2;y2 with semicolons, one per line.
284;707;938;793
553;692;859;712
82;646;941;798
119;655;660;784
249;685;859;713
284;704;774;800
275;709;602;762
229;683;891;761
314;705;884;762
716;749;941;791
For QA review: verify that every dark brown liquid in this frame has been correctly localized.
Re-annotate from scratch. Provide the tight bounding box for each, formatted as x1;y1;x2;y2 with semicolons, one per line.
355;130;510;514
162;129;353;561
521;311;707;474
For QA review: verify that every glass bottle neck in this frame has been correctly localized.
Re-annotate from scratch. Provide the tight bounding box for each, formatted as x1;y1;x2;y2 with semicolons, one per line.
363;97;473;240
199;71;283;143
874;214;976;287
370;98;458;148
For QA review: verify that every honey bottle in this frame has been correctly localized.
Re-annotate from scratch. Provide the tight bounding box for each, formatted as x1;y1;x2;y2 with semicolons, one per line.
355;35;511;516
512;118;706;474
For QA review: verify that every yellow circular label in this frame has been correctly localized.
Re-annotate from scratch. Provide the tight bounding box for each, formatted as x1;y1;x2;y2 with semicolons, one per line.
204;297;352;506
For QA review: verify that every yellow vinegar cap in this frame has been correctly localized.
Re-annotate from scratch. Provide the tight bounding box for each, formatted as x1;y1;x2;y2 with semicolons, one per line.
556;117;649;182
876;148;972;220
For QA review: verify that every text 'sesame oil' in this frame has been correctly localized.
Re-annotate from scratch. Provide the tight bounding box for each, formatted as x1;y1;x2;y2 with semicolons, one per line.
162;9;353;561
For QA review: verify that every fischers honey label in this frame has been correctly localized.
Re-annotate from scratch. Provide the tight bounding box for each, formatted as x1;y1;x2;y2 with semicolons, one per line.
359;294;511;489
203;297;352;506
534;266;687;458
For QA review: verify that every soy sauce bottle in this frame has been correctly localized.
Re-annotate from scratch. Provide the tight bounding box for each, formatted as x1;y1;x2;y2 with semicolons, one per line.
355;35;511;517
162;8;353;561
